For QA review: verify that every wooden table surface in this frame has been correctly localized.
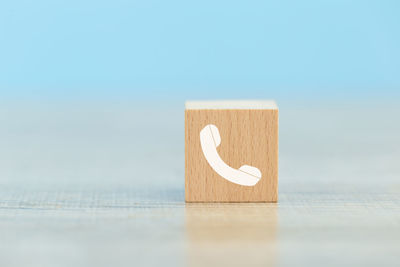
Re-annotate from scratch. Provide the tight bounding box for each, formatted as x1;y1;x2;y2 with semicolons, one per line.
0;100;399;267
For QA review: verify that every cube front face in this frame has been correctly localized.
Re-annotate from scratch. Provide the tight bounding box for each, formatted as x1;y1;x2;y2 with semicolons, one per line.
185;108;278;202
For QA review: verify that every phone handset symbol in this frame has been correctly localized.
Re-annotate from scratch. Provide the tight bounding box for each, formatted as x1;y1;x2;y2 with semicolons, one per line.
200;124;262;186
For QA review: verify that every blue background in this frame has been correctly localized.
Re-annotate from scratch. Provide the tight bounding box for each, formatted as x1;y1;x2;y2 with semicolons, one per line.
1;0;399;101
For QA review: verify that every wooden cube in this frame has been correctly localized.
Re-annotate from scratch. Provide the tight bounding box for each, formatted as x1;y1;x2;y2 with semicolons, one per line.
185;100;279;202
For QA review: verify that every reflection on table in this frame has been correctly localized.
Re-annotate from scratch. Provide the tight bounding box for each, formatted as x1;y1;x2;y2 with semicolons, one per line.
185;203;277;267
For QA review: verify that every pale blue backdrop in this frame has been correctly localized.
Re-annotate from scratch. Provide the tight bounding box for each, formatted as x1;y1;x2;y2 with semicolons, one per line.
1;0;399;101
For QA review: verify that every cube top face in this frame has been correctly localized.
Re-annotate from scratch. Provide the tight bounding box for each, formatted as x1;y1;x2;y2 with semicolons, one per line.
185;100;278;110
185;100;278;202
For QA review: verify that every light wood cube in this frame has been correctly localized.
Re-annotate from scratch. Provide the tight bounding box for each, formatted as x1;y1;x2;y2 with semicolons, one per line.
185;100;279;202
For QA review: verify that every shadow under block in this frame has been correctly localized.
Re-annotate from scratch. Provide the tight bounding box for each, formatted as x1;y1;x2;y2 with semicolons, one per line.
185;100;278;202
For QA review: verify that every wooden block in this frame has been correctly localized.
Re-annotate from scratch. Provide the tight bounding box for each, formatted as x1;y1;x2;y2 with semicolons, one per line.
185;100;279;202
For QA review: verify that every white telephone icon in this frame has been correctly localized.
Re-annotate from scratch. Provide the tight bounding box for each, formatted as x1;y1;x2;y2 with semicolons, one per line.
200;124;262;186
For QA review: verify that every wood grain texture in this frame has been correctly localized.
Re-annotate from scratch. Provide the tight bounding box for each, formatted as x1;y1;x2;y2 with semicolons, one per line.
185;108;278;202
